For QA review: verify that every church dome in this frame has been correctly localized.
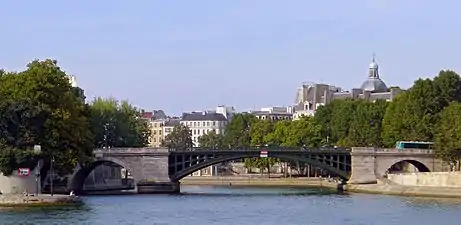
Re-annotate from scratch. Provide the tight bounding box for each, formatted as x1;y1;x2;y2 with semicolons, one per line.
360;78;388;92
360;54;388;92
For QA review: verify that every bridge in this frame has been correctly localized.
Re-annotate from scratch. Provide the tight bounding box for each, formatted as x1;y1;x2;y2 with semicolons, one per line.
67;147;445;194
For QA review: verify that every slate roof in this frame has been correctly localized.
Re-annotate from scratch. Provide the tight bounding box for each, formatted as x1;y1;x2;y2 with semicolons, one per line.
181;112;227;121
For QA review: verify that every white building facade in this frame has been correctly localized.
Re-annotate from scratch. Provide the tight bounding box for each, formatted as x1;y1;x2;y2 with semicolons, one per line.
181;106;234;147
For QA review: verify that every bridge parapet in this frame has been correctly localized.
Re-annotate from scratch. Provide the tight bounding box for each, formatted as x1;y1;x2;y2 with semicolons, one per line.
94;147;169;155
376;148;434;154
351;147;435;155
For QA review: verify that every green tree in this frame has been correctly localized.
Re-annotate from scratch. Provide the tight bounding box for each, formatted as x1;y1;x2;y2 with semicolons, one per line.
89;97;151;148
314;99;357;146
198;130;224;149
348;100;388;147
163;124;193;150
223;113;256;148
0;59;94;174
382;70;461;147
435;102;461;164
246;119;277;173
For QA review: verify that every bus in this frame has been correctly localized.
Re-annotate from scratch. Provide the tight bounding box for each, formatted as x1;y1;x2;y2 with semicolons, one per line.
395;141;434;150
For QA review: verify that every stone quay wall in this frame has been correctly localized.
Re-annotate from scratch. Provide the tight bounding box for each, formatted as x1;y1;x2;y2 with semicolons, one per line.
388;171;461;187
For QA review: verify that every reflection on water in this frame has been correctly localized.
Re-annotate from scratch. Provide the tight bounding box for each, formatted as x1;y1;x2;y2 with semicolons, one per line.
1;186;461;225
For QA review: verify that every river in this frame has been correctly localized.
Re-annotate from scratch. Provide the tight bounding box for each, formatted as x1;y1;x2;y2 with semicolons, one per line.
1;185;460;225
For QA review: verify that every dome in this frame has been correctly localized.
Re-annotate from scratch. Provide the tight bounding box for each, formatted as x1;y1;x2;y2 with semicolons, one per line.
360;78;388;92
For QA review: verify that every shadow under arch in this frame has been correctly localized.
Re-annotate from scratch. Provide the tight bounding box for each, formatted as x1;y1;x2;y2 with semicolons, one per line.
68;158;132;194
386;159;431;174
169;154;350;182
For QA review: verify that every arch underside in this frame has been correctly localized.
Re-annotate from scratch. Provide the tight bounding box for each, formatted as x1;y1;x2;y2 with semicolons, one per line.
169;154;350;182
68;159;129;193
387;159;430;173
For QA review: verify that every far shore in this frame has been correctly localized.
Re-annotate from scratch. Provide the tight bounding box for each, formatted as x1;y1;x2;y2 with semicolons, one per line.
180;175;461;198
180;176;340;189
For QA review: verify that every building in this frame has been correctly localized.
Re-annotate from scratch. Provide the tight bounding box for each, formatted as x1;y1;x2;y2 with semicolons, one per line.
139;110;170;147
249;106;293;120
180;106;234;147
293;55;402;118
179;106;235;177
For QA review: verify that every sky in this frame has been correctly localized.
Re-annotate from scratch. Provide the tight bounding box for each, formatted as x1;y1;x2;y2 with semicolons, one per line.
1;1;461;116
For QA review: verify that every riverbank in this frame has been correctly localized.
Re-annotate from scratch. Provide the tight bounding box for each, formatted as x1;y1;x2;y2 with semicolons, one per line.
345;183;461;198
0;194;82;207
180;176;339;189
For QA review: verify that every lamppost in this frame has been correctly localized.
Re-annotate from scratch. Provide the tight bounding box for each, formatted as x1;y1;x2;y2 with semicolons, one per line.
34;145;41;195
50;155;55;196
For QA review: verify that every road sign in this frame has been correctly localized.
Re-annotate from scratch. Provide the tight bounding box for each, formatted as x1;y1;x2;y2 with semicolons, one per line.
260;150;268;158
18;168;30;176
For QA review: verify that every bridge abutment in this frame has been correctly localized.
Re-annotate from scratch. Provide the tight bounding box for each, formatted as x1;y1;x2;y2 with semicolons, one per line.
348;147;378;184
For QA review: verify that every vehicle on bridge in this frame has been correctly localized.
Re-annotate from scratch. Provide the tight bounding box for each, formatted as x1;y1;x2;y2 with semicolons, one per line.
396;141;434;150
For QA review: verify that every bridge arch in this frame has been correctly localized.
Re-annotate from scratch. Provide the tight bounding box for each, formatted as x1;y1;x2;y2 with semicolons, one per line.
169;154;350;182
377;157;432;177
68;157;138;194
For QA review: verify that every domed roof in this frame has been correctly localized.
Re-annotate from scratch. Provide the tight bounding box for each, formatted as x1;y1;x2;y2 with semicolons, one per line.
360;78;388;92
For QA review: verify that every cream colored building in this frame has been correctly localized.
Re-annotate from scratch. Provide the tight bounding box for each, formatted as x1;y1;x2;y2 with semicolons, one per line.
149;120;166;147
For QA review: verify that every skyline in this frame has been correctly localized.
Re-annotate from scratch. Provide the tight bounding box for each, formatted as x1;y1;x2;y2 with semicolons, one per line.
1;1;461;115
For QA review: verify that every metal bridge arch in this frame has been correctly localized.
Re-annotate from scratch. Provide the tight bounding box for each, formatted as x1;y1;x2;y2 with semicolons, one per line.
169;151;350;182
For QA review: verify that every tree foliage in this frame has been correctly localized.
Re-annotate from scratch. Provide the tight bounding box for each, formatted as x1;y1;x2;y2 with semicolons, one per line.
0;59;94;175
382;70;461;147
89;97;151;148
0;59;153;176
435;102;461;162
163;124;193;150
198;130;224;149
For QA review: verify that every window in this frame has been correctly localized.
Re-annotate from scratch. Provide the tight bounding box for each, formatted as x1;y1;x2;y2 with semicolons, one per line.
194;129;197;135
212;121;216;126
153;130;157;135
194;122;197;126
203;122;205;126
159;130;162;135
207;121;210;126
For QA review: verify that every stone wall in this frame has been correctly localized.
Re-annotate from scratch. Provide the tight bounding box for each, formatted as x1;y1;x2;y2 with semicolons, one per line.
388;172;461;187
0;166;41;194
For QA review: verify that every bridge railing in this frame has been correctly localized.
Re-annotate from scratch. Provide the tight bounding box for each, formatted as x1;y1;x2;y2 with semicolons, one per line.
167;146;352;152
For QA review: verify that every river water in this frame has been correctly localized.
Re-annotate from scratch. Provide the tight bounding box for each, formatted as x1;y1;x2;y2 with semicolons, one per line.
1;185;460;225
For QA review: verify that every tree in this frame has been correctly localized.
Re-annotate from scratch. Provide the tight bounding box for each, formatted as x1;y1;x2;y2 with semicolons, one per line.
348;100;388;147
89;97;151;148
0;59;94;175
382;70;461;147
435;102;461;165
314;99;357;146
198;130;224;149
223;113;256;148
246;119;277;173
163;124;193;150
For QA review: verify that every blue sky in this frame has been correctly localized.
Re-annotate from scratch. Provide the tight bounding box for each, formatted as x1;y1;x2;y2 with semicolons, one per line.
1;1;460;115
